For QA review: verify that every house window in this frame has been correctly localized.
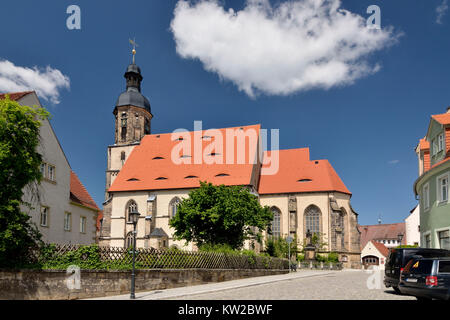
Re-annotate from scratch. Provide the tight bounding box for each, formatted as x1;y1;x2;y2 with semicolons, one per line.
423;183;430;210
270;207;281;238
437;174;449;203
432;138;437;155
47;165;55;181
40;206;49;227
169;197;181;219
425;234;431;248
80;216;86;233
438;230;450;250
438;134;445;152
64;212;71;231
304;205;321;237
40;163;46;178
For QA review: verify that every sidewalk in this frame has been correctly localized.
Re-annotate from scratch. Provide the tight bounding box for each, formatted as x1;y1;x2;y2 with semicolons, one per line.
87;269;338;300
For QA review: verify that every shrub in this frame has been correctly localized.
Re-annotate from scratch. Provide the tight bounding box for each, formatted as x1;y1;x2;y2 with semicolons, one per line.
327;252;339;263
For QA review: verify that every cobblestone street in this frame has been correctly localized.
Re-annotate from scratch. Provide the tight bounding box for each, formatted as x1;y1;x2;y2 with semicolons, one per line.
167;270;416;300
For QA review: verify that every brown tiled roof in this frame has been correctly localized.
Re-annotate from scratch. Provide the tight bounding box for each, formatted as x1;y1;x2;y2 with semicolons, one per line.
70;171;100;212
358;223;406;249
432;113;450;125
258;148;351;195
0;91;33;101
371;240;389;257
109;124;260;192
419;138;429;151
96;210;103;231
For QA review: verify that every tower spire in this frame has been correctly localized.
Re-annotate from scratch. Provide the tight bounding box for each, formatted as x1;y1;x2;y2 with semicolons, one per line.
129;38;139;64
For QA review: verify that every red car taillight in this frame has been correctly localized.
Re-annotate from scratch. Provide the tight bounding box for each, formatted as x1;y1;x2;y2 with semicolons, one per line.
426;276;438;287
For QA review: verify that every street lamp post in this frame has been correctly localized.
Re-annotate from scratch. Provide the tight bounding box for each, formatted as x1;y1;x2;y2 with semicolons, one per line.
397;233;404;246
128;208;141;299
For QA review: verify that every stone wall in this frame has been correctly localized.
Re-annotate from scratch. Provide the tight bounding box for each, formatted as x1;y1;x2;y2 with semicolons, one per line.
0;268;288;300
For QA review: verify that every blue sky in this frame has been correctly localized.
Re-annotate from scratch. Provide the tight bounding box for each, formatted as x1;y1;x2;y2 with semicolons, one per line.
1;0;449;225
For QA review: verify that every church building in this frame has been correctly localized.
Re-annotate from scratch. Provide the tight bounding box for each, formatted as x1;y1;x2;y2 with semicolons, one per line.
99;55;361;268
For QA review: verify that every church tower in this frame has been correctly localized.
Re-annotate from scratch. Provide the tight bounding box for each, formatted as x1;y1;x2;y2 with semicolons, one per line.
99;45;153;246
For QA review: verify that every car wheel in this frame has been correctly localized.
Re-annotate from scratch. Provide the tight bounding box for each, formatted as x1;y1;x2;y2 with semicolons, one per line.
393;286;401;294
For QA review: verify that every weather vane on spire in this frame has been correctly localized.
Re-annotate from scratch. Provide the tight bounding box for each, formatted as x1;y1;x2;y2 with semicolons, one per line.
129;38;139;64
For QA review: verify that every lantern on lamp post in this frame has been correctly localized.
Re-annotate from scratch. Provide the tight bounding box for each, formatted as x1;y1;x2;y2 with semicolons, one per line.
397;233;404;246
128;207;140;299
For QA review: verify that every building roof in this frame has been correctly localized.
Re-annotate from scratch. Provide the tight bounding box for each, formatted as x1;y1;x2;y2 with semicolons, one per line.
358;222;406;249
432;113;450;125
96;210;103;231
258;148;351;195
116;63;151;113
418;138;430;151
0;91;33;101
150;228;168;238
109;124;261;192
371;240;389;257
70;171;100;212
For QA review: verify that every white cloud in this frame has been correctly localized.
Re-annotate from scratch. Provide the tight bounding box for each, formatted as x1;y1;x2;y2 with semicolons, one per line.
0;60;70;104
170;0;398;97
388;160;400;165
436;0;448;24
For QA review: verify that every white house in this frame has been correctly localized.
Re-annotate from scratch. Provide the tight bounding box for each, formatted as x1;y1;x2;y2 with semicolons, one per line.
405;205;420;246
361;240;389;270
1;91;100;245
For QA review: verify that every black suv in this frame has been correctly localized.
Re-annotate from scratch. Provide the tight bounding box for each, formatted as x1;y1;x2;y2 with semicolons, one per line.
399;257;450;300
384;248;450;293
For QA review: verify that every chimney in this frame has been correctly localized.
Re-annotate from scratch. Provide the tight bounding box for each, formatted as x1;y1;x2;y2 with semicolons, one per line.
447;106;450;114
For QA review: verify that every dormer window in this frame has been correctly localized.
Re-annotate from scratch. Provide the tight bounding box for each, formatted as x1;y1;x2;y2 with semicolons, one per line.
432;138;438;155
155;177;168;180
215;173;229;177
152;156;165;160
438;133;444;152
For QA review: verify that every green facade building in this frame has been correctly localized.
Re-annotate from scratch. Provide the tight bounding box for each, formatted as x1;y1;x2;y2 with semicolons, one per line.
414;108;450;250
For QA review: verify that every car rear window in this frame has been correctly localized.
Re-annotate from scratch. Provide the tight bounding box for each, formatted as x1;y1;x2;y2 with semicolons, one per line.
405;260;433;274
438;261;450;273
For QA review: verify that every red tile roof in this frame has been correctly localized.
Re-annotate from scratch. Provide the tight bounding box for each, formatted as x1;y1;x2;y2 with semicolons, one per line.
0;91;33;101
109;124;261;192
358;223;406;249
371;240;389;257
419;138;430;151
432;113;450;125
70;171;100;212
96;210;103;231
258;148;351;195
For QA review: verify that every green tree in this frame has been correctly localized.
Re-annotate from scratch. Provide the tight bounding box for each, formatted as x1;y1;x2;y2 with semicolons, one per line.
0;96;50;267
169;181;273;250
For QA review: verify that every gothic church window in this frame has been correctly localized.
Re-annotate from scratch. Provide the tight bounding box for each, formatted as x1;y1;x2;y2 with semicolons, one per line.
270;207;281;238
125;232;133;249
304;205;321;237
126;200;138;223
169;197;181;219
